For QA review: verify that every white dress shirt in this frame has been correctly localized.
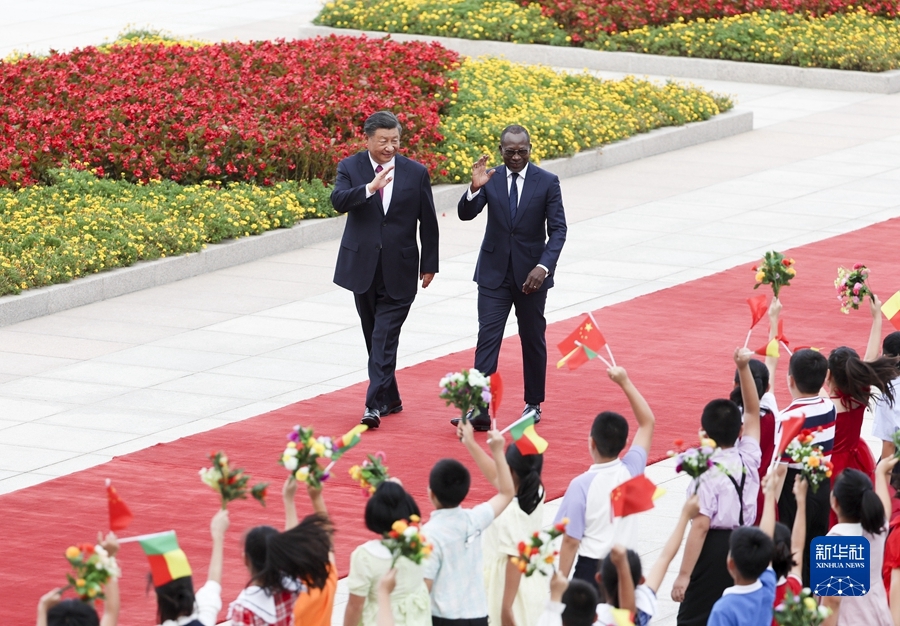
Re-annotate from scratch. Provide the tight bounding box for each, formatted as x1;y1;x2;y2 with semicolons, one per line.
365;154;395;213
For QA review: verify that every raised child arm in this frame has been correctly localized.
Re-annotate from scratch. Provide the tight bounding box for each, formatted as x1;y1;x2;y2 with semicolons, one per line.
766;298;782;387
208;508;230;585
376;569;397;626
790;474;807;580
608;366;655;457
486;429;515;518
866;293;884;362
876;456;898;527
283;475;299;530
609;544;636;613
645;495;700;593
735;347;760;442
99;532;120;626
459;420;499;489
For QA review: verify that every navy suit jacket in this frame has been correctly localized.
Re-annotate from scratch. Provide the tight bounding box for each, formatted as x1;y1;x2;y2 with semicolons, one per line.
458;163;566;290
331;152;439;300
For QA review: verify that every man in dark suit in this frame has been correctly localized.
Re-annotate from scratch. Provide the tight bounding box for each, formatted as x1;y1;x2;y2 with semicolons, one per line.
454;124;567;430
331;111;439;428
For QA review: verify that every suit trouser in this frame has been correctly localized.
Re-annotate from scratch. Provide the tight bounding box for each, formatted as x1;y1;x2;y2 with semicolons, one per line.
354;255;414;410
474;263;547;405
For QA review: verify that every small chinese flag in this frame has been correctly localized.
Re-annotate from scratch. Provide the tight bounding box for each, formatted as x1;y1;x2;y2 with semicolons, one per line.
510;414;548;456
882;291;900;331
776;319;789;347
557;314;606;371
754;338;780;358
490;372;504;419
775;414;806;460
610;475;663;518
107;480;133;532
747;294;769;329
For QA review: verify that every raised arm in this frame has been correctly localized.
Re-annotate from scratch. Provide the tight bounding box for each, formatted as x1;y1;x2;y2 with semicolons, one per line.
486;429;515;518
646;495;700;593
459;421;500;489
609;545;636;613
789;475;807;580
376;569;398;626
99;532;120;626
308;482;328;519
760;473;778;538
766;298;782;386
608;366;655;456
207;508;230;585
283;475;299;530
876;456;898;523
735;347;760;442
865;294;884;362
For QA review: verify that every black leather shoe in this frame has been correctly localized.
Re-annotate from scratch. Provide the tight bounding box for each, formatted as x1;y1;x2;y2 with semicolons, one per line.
523;403;542;424
361;407;381;429
450;407;491;431
378;400;403;416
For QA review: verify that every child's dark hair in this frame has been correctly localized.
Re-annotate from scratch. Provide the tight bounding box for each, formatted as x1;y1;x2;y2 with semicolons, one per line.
47;600;100;626
259;513;333;593
506;444;544;515
730;359;769;409
561;579;600;626
788;349;829;394
829;346;898;408
833;468;885;534
429;458;471;508
591;411;629;458
155;577;196;623
700;399;742;447
771;522;794;580
244;525;278;580
599;548;642;607
891;462;900;497
365;481;421;534
729;526;774;581
883;331;900;360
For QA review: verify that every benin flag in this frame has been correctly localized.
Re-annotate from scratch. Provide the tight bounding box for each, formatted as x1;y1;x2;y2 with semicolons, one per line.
611;608;635;626
510;414;548;456
754;338;780;358
139;531;192;587
883;291;900;331
557;314;606;371
333;424;367;459
610;475;662;518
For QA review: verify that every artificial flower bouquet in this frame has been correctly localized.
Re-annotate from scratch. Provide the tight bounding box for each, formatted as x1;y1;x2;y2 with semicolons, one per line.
439;368;491;421
775;588;830;626
200;451;268;509
280;424;367;487
349;452;390;496
512;519;568;577
753;250;796;298
835;264;873;313
672;438;717;494
382;515;432;567
64;542;121;601
784;430;833;493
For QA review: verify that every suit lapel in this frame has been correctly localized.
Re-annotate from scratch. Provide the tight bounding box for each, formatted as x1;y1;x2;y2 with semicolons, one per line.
356;151;384;212
513;165;538;228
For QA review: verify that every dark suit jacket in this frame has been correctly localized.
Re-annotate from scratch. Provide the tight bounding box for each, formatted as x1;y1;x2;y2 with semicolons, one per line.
458;163;566;291
331;152;439;300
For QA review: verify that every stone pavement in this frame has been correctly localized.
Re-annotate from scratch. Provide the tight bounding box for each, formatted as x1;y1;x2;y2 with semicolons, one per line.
2;4;900;624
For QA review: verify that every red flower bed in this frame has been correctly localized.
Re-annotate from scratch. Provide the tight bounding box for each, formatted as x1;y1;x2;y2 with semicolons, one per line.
0;36;458;187
528;0;898;40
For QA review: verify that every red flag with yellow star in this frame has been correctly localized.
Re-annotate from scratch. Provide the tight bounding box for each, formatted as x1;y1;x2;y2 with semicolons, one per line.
107;480;134;532
557;314;606;370
610;474;663;518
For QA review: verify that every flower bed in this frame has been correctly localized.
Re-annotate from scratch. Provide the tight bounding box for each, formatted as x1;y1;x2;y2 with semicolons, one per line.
592;9;900;72
0;36;457;188
438;58;731;182
0;170;333;296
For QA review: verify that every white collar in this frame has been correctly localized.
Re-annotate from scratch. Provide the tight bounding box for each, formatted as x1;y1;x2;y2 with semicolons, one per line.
369;153;395;173
507;163;528;179
363;539;392;558
722;580;763;596
229;586;278;624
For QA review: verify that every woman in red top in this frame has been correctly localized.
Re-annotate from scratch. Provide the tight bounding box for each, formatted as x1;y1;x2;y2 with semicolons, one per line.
827;295;898;528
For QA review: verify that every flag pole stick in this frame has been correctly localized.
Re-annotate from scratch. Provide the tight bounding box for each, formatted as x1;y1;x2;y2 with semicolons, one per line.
780;341;793;356
605;344;617;367
499;410;537;435
597;354;613;368
118;530;175;544
743;328;753;348
323;460;336;474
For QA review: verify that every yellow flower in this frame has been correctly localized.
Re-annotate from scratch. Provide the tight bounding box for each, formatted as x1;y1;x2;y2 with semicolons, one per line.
75;578;86;587
392;520;409;534
410;514;421;523
65;546;81;559
803;597;817;611
807;456;820;467
755;271;766;283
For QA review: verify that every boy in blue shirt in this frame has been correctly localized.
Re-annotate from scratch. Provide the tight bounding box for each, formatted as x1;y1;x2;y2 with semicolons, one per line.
707;526;776;626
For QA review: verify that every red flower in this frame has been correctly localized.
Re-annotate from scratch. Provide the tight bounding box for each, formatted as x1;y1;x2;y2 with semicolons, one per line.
674;438;684;447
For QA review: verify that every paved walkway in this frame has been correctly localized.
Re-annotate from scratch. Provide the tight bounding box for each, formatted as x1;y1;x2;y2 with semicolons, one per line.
2;5;900;624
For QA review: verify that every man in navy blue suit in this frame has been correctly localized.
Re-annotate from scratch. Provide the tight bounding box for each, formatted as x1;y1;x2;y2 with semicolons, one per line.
454;125;567;430
331;111;439;428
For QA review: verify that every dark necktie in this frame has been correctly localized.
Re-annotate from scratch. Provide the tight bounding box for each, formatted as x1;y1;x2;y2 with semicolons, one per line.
375;165;384;200
509;172;518;222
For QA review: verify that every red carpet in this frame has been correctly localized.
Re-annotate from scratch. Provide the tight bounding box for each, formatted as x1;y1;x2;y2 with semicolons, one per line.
4;217;900;624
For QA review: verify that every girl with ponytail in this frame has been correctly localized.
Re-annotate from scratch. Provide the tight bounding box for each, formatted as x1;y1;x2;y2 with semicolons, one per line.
827;294;899;527
821;460;896;626
465;436;547;626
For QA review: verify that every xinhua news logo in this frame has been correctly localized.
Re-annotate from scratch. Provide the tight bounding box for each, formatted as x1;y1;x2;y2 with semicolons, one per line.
810;536;870;597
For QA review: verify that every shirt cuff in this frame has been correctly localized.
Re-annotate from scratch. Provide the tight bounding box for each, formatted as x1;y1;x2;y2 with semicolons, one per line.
466;186;481;201
365;185;375;198
545;601;565;614
537;264;550;276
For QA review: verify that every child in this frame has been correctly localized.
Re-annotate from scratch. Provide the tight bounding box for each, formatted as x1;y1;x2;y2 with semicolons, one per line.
760;470;806;623
776;348;836;586
155;509;229;626
675;348;762;626
344;482;430;626
707;526;776;626
228;477;330;626
596;496;701;626
37;532;120;626
872;331;900;460
555;366;656;593
881;463;900;618
423;426;515;626
534;572;598;626
821;462;896;626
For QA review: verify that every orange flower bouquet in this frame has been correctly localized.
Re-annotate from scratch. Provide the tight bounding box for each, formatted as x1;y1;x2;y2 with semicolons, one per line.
200;450;268;509
64;542;120;601
382;516;432;567
512;519;568;577
784;430;833;493
753;251;796;298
